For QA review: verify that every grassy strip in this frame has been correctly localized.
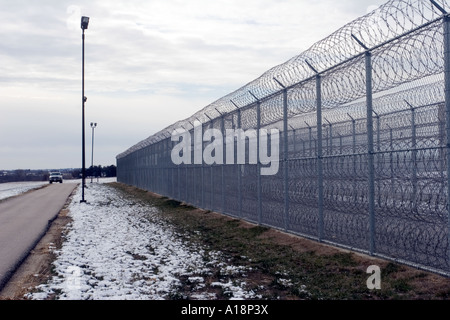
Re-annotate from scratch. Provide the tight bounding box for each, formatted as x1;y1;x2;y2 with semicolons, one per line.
109;182;450;300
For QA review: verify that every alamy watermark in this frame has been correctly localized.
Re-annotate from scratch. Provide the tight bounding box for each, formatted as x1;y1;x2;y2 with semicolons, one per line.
171;121;280;176
366;265;381;290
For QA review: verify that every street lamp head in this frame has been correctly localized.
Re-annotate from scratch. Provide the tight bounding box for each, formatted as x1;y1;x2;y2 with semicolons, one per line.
81;16;90;30
91;122;97;128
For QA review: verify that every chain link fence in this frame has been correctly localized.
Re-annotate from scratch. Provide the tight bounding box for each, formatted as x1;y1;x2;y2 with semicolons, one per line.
117;0;450;275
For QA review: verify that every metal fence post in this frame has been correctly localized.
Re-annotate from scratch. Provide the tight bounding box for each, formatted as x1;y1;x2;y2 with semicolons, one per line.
283;88;289;232
238;109;242;218
325;118;332;155
348;113;355;152
185;138;188;202
292;127;297;155
178;164;180;201
274;77;289;231
221;114;225;213
210;120;214;211
249;91;262;225
306;59;324;241
366;51;376;256
352;33;375;255
257;100;262;225
201;121;205;208
443;13;450;271
388;125;395;203
190;125;196;205
306;123;313;157
161;141;164;195
316;74;324;241
430;0;450;271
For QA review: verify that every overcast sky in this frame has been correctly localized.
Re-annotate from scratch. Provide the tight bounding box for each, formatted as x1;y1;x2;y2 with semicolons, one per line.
0;0;387;171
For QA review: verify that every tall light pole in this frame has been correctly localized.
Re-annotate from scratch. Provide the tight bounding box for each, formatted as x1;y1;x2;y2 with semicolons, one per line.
81;16;89;203
90;122;97;183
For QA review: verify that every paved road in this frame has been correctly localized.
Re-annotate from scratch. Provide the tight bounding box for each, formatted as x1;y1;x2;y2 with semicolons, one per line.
0;183;77;290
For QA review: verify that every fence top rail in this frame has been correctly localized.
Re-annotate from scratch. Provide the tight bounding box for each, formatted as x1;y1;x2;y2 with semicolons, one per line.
117;0;448;160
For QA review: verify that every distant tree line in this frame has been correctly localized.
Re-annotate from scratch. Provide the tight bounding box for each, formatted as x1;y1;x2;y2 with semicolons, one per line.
0;169;48;183
0;165;116;183
69;165;117;179
85;165;117;178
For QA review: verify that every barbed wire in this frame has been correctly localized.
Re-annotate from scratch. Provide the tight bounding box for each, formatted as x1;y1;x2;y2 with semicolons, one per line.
117;0;448;158
117;0;450;275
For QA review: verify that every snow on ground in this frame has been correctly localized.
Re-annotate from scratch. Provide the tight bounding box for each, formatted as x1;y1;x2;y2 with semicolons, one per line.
28;181;259;300
0;181;49;201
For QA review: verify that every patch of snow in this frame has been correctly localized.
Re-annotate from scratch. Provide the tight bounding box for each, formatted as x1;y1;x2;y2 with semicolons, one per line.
27;182;259;300
0;181;48;200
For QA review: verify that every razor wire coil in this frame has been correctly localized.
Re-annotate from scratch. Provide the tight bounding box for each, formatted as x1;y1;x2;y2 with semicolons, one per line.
117;0;450;275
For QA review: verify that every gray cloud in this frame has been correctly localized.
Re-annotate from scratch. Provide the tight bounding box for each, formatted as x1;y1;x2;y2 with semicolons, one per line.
0;0;386;170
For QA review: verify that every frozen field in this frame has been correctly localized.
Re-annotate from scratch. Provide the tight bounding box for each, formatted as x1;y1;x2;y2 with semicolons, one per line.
0;181;49;201
27;180;259;300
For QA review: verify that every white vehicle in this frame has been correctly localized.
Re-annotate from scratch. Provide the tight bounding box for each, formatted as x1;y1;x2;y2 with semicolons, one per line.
49;172;63;183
